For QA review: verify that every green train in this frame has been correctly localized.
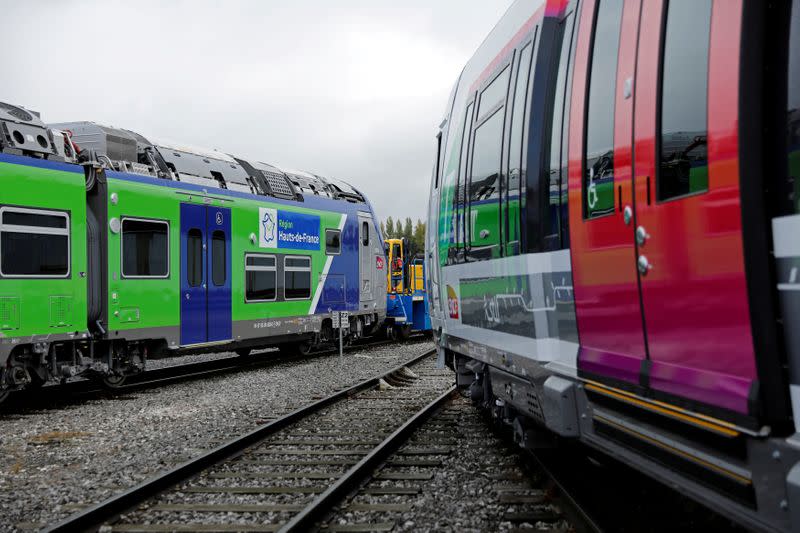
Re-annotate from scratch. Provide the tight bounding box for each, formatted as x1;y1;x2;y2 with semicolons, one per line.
0;102;387;402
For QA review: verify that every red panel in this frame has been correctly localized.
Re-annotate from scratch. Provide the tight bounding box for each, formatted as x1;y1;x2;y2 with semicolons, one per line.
633;0;756;414
570;0;646;384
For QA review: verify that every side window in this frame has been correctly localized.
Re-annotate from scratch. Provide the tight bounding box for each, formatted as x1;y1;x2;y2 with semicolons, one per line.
211;230;225;286
544;12;577;250
326;229;341;255
0;207;69;277
658;0;712;202
245;254;276;302
186;228;203;287
584;0;624;219
469;65;511;260
453;101;475;260
284;256;311;299
361;221;369;246
122;218;169;278
506;40;534;256
788;0;799;212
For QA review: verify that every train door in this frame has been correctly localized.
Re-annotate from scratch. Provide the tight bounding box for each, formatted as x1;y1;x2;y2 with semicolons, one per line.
630;0;755;416
570;0;757;418
358;213;375;308
568;0;646;386
180;203;232;345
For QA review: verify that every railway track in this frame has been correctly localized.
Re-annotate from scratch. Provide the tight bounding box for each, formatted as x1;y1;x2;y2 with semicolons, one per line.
1;336;415;412
40;346;599;533
43;348;448;532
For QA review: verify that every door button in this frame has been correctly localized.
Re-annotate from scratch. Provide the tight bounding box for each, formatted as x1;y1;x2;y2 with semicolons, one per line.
623;206;633;225
185;293;190;300
636;226;650;246
637;255;651;275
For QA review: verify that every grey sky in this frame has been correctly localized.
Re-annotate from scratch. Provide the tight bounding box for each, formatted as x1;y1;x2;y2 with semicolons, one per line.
1;1;513;224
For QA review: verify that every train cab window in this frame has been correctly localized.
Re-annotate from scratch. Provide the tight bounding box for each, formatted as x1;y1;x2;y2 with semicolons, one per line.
325;229;341;255
0;207;69;277
245;254;276;302
211;230;225;286
362;222;369;246
506;40;533;256
284;256;311;299
544;11;577;250
186;229;203;287
658;0;712;202
121;218;169;278
788;0;800;212
583;0;624;219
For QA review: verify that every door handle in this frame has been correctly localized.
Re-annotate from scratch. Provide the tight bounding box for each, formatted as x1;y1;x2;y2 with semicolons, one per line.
623;206;633;226
636;226;650;246
637;255;652;275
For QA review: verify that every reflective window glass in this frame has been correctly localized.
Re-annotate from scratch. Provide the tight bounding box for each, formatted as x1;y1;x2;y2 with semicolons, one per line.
584;0;623;218
658;0;712;201
187;228;202;287
122;219;168;278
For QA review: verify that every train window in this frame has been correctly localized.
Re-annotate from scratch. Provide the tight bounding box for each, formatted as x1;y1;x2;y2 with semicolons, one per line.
478;65;510;120
788;0;800;212
284;256;311;300
468;106;505;259
121;218;169;278
0;207;69;277
211;230;225;286
326;229;341;255
186;228;203;287
362;221;369;246
583;0;624;219
544;12;577;250
454;101;475;259
434;131;443;189
657;0;712;202
245;254;276;302
506;41;533;256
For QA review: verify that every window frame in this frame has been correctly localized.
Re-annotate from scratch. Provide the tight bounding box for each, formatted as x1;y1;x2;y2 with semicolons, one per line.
581;0;625;220
244;253;277;303
466;58;513;259
654;0;712;205
283;254;312;301
326;228;342;256
361;222;370;247
120;216;170;280
0;205;71;279
211;229;226;287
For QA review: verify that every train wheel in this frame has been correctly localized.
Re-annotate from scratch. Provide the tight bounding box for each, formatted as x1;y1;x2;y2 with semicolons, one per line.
279;341;313;356
235;348;252;357
101;373;127;389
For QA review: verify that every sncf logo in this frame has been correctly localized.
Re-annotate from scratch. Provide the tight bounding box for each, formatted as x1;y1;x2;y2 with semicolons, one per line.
376;256;384;270
446;285;459;319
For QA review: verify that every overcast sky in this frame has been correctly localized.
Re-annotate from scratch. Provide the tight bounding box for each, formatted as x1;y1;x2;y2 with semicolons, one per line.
1;1;513;224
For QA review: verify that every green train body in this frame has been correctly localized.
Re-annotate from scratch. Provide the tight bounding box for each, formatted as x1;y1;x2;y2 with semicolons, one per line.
0;103;387;400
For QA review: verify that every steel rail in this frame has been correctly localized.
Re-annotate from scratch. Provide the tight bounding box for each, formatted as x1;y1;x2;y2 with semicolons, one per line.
524;449;605;533
42;348;437;533
279;384;457;532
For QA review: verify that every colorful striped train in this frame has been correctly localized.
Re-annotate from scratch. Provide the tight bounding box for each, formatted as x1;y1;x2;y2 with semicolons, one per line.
426;0;800;530
0;103;389;398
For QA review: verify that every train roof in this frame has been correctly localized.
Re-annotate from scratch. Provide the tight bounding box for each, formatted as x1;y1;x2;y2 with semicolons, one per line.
1;102;366;206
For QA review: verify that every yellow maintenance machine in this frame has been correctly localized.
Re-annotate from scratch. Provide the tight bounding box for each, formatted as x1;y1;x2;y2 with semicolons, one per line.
384;238;430;339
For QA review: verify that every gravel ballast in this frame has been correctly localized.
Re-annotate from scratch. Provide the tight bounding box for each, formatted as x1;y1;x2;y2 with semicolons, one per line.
0;338;434;531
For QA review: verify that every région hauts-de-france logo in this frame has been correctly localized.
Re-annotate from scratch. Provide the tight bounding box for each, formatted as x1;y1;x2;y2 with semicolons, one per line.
259;207;278;248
